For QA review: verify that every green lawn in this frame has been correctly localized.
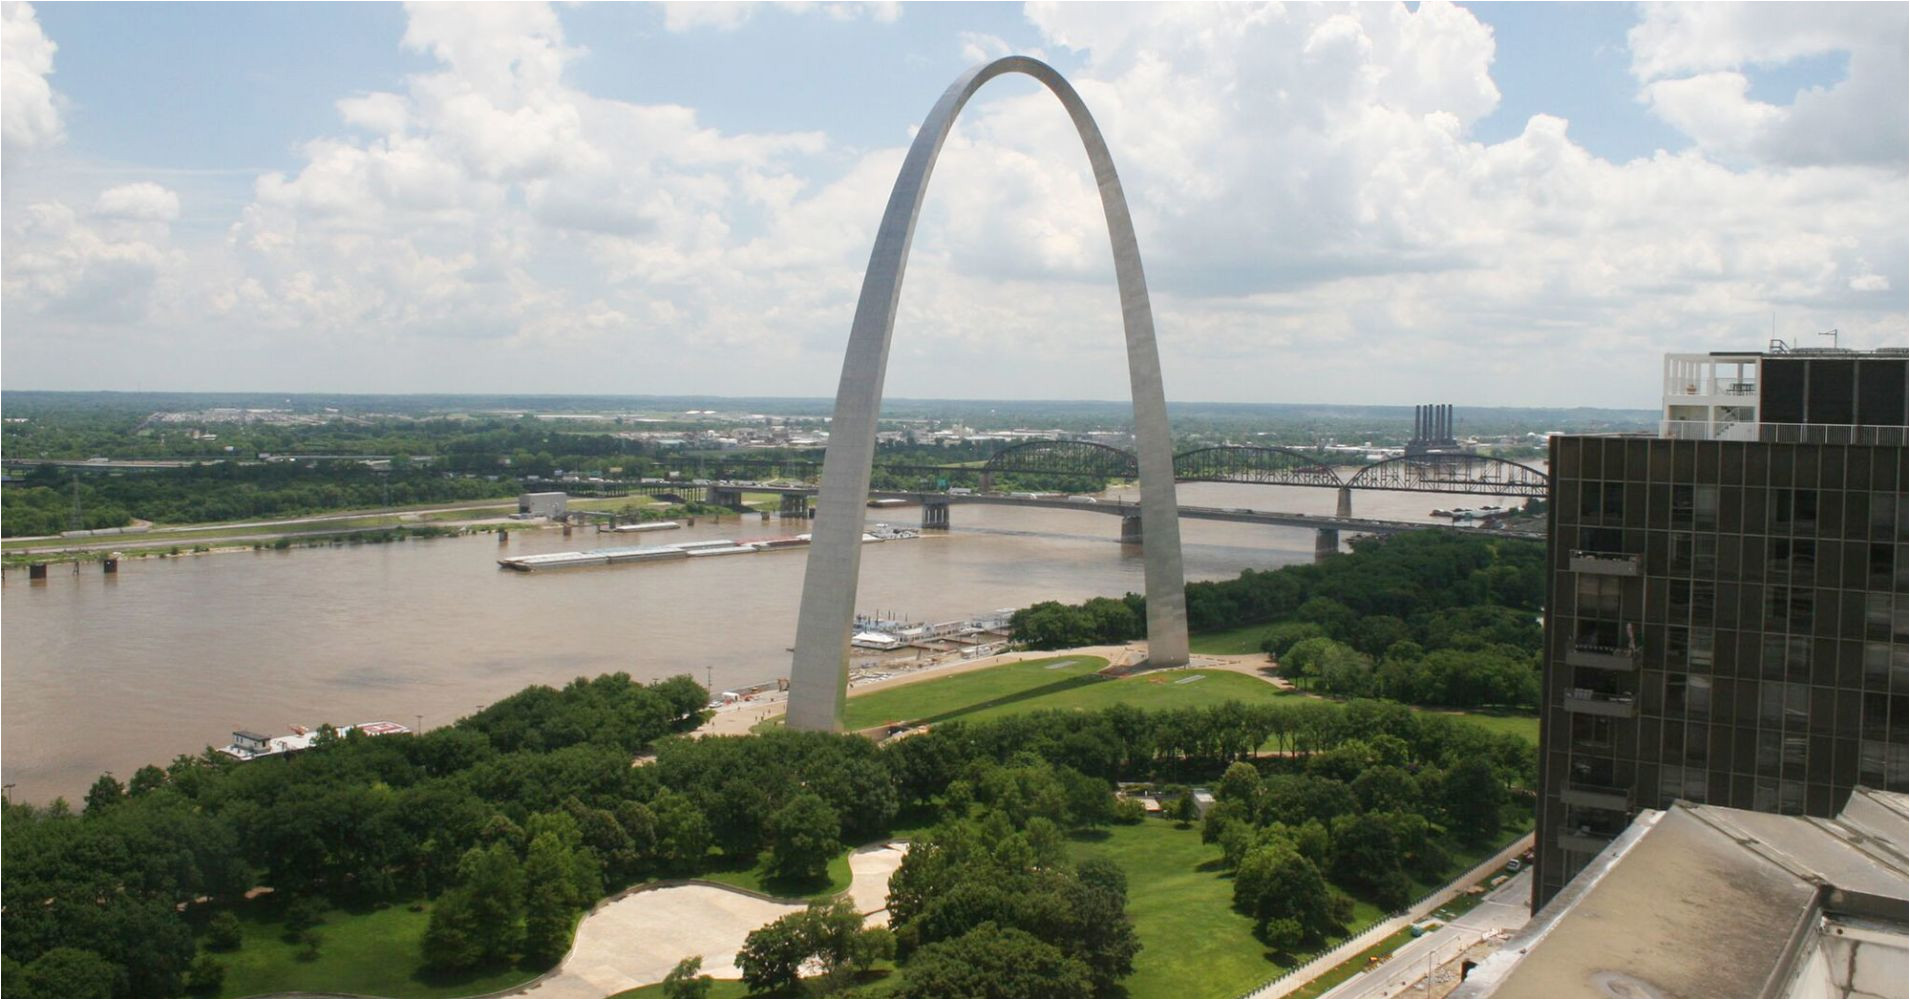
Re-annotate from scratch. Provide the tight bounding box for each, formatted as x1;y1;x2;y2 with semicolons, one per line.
837;655;1111;729
1189;624;1281;655
1411;707;1539;745
840;658;1306;731
826;653;1540;747
213;898;538;999
1066;816;1531;999
699;847;854;900
614;977;755;999
1065;821;1283;999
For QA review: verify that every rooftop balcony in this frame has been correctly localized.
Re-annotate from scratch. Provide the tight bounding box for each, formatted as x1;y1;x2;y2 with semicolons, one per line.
1663;376;1758;399
1659;420;1907;445
1564;689;1637;718
1560;784;1632;812
1566;644;1640;672
1570;550;1640;576
1557;825;1620;854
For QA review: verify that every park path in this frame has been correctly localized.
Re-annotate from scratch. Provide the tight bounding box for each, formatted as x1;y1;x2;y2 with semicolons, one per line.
505;842;907;999
1246;833;1533;999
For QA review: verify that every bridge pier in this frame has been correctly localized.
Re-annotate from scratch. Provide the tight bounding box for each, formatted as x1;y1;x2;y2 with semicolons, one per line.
1336;486;1353;518
1315;528;1340;562
978;471;993;494
706;486;746;509
921;500;950;530
779;493;812;519
1121;514;1143;545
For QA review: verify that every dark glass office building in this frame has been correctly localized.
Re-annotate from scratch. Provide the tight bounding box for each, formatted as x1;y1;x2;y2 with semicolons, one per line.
1533;347;1909;909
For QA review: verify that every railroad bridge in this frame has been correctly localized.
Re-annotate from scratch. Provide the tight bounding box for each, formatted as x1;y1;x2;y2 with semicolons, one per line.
530;442;1548;559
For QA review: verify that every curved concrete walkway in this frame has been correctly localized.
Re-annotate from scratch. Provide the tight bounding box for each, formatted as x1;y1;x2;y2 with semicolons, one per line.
508;842;908;999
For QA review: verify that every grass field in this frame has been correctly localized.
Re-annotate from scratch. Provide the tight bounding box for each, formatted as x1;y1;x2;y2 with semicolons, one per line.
1066;821;1281;998
837;657;1301;732
213;898;537;999
613;977;754;999
1413;707;1539;745
699;847;854;900
838;655;1110;729
1189;624;1281;655
830;655;1539;747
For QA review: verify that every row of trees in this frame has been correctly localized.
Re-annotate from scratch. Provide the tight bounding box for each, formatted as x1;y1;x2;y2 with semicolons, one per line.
2;665;1533;997
1011;532;1545;709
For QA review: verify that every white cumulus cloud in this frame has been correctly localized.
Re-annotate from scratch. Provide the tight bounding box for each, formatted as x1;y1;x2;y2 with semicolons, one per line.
92;182;181;222
1629;2;1908;168
2;2;62;156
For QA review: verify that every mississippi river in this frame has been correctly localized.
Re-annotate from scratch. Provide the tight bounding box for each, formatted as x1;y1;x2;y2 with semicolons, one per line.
1;480;1522;803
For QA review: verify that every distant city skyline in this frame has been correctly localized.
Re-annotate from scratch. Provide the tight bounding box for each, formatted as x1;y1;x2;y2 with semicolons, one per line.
2;1;1904;407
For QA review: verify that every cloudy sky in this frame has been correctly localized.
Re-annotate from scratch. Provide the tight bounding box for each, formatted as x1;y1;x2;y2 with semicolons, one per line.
2;1;1903;408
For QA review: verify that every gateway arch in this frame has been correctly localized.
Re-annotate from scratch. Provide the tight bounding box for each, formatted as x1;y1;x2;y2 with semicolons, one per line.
786;56;1189;731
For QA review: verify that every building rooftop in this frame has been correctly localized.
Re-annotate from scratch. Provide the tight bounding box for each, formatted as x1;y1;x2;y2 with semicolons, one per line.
1457;788;1908;999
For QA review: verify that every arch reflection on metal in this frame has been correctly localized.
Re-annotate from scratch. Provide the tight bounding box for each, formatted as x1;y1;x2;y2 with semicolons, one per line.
786;56;1190;731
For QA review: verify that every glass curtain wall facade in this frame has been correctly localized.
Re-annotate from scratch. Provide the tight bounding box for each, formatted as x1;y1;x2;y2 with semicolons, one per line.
1534;433;1909;908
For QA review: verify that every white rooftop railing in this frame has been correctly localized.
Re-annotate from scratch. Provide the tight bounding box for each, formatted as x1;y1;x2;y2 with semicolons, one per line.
1657;421;1907;445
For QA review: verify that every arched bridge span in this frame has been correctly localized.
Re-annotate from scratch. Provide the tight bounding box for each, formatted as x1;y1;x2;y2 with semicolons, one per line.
983;439;1140;479
1342;454;1550;498
1173;446;1347;488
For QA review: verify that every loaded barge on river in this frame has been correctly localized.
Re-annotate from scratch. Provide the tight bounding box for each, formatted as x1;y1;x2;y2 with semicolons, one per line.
497;525;919;572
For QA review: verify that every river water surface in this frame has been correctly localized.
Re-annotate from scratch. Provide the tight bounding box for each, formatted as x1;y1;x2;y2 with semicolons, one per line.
1;480;1524;803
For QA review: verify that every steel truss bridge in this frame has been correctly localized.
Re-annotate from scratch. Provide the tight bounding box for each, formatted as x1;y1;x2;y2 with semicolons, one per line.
548;440;1551;499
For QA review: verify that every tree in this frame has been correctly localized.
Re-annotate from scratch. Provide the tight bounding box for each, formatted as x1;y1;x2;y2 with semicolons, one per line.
127;764;169;798
1330;813;1408;907
421;890;485;972
522;832;580;963
1234;843;1338;944
651;792;712;873
183;955;226;998
17;948;125;999
1352;765;1420;814
282;896;325;944
735;911;812;995
204;911;243;951
766;792;839;885
458;841;526;962
661;956;713;999
898;922;1093;999
1442;758;1507;846
1172;792;1199;826
1216;761;1265;817
82;774;124;816
1259;621;1327;661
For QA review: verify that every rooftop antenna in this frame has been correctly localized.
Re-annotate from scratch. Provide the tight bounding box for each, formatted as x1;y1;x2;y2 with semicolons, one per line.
1817;328;1840;350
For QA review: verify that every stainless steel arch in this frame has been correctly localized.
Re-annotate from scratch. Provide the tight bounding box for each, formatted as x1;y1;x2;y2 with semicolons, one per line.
786;56;1190;731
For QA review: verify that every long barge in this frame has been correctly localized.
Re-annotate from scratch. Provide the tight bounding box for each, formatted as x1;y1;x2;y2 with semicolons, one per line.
497;526;919;572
